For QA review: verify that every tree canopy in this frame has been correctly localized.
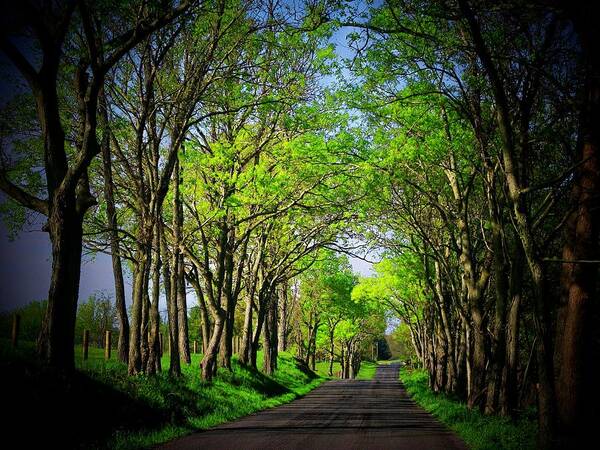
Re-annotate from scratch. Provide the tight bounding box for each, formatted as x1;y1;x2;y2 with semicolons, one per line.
1;1;598;448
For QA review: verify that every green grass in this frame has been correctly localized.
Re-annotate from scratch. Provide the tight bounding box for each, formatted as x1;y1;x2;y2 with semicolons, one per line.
399;368;537;450
1;341;324;449
314;359;379;380
377;358;403;365
105;351;323;449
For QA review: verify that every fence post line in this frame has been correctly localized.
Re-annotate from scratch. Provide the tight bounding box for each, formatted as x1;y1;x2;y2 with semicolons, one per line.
11;314;20;348
83;329;90;360
193;340;198;354
105;330;112;360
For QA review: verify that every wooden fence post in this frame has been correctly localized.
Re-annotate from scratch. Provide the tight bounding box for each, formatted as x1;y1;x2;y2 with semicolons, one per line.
11;314;20;348
193;340;198;354
105;330;112;360
83;329;90;360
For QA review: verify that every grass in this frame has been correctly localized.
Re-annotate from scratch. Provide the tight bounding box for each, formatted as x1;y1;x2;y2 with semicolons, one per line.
314;358;379;380
1;340;324;449
399;368;537;450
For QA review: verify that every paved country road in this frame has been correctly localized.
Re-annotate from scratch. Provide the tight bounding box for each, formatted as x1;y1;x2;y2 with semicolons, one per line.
158;364;467;450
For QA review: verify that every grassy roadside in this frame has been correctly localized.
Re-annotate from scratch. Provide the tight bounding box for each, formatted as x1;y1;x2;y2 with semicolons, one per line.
1;341;324;449
314;359;379;380
399;368;537;450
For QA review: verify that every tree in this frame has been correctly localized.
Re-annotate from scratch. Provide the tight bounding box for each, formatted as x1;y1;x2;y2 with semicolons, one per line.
0;0;191;371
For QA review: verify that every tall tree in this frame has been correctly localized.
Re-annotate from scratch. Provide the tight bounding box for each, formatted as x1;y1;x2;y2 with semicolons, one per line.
0;0;190;371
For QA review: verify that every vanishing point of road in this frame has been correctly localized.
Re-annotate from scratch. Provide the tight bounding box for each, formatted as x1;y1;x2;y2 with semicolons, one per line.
159;363;467;450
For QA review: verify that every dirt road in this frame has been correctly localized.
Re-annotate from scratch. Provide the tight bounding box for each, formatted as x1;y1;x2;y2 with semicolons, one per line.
158;363;467;450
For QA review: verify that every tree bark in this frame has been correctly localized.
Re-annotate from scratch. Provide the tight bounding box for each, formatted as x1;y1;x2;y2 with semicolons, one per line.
99;95;129;364
239;294;254;365
146;221;162;375
37;196;85;371
188;268;211;354
555;17;600;443
201;313;225;380
277;282;289;352
128;227;151;375
178;254;191;364
263;290;278;375
500;243;523;416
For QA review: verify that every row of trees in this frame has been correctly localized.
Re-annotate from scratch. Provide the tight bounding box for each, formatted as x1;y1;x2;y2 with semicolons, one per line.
0;0;384;383
341;0;598;448
294;251;386;377
2;1;597;447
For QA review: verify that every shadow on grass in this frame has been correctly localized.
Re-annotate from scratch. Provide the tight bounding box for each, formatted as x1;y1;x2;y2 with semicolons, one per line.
292;356;319;379
219;362;291;396
2;350;166;449
1;341;321;449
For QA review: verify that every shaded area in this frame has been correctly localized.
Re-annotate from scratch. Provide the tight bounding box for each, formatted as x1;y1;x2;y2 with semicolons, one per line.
0;342;320;449
159;364;467;450
1;343;165;449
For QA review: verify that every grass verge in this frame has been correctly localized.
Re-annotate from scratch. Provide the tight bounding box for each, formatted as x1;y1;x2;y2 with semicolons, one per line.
1;341;324;449
399;368;537;450
314;359;379;380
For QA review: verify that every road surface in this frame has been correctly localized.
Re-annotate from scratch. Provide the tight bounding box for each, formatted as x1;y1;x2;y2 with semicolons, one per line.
158;363;467;450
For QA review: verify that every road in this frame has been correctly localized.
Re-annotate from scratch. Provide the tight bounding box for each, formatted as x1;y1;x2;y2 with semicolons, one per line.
158;363;467;450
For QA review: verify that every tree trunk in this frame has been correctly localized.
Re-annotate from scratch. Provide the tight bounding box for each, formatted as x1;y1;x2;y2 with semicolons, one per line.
555;32;600;444
177;254;191;364
485;217;509;415
188;268;210;354
201;312;226;381
167;244;181;376
307;320;319;371
128;233;151;375
146;221;162;375
529;260;557;449
37;197;84;372
277;283;289;352
263;291;278;375
99;99;129;364
140;260;151;370
500;289;520;416
219;306;234;370
500;243;523;417
328;326;336;377
239;294;254;365
251;284;269;369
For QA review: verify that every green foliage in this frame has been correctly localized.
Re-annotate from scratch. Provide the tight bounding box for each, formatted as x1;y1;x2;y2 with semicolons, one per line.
0;300;46;342
74;291;118;346
353;253;427;325
400;368;537;450
389;323;417;361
